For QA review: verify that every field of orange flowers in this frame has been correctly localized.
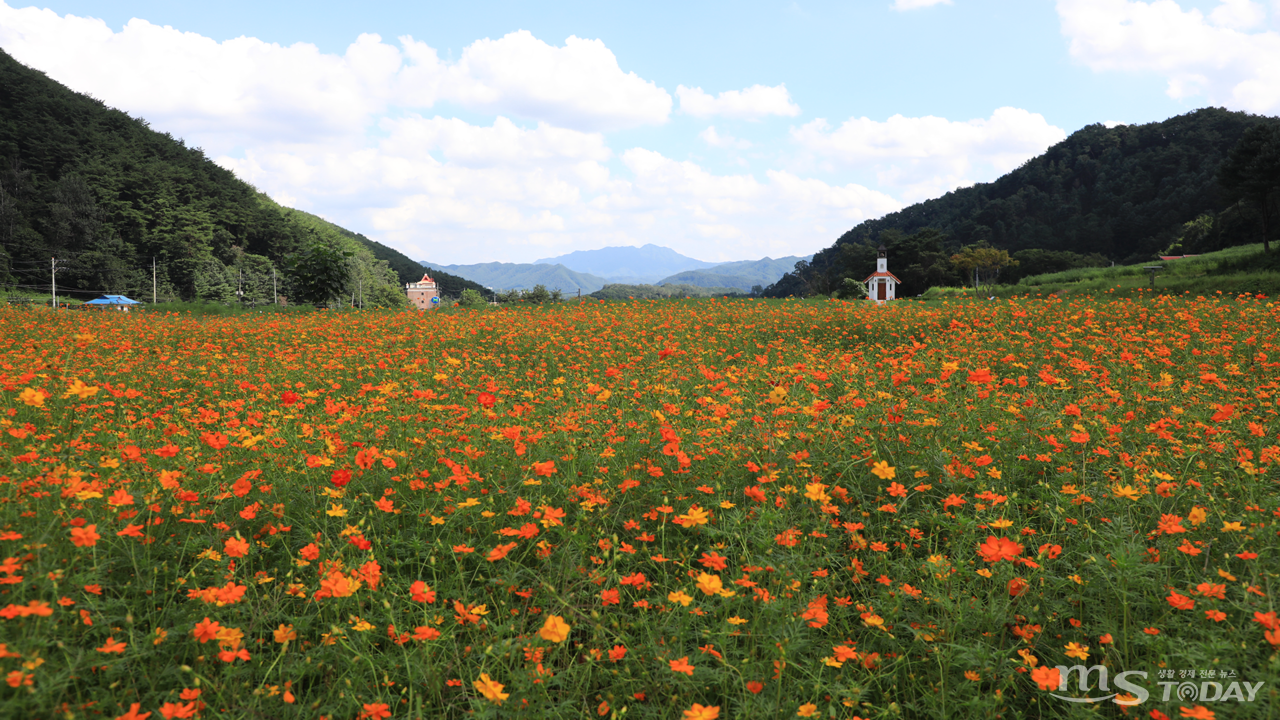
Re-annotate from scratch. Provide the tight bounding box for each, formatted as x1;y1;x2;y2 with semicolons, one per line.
1;295;1278;720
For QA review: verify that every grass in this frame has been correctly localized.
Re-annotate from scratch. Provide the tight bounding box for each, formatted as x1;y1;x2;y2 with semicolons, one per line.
920;244;1280;300
0;295;1278;719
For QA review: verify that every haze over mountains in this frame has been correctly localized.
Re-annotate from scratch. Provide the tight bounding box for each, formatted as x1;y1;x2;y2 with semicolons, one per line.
421;245;811;294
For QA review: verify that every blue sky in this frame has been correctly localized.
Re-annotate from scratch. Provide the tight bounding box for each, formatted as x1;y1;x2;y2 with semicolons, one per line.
2;0;1278;264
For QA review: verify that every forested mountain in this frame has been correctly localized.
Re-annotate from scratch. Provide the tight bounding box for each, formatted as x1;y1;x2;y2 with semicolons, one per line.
0;48;407;306
290;209;487;297
657;255;810;291
767;108;1280;297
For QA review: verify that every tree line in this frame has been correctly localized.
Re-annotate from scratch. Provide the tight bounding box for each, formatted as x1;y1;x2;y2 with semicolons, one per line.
0;48;429;308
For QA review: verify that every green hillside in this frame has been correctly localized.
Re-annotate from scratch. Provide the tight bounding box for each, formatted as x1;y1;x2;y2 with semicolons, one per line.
767;108;1280;297
0;48;405;307
657;254;810;291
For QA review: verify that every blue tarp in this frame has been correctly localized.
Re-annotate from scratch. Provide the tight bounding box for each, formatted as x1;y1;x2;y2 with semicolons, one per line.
85;295;140;305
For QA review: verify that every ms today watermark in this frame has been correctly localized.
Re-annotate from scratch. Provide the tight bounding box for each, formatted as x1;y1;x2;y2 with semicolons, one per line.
1050;665;1265;705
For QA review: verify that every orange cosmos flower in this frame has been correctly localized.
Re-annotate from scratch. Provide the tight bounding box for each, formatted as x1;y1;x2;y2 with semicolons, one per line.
96;636;127;654
410;581;436;603
193;618;222;643
224;537;249;558
1031;666;1060;690
200;431;229;450
473;673;509;705
870;460;896;480
669;656;695;675
70;525;100;548
486;542;517;562
19;387;46;407
696;573;723;595
683;704;720;720
977;536;1023;563
967;368;993;384
538;615;571;643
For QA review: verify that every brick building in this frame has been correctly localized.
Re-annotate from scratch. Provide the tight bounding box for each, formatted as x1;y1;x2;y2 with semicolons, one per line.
406;273;440;310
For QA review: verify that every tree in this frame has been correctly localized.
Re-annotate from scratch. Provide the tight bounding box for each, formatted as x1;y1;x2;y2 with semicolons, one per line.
836;277;869;300
368;284;408;309
459;288;485;307
1218;123;1280;253
524;284;552;304
283;240;353;307
951;246;1017;291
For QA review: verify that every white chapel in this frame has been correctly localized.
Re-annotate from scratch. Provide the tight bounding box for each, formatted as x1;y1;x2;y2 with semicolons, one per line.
864;244;901;304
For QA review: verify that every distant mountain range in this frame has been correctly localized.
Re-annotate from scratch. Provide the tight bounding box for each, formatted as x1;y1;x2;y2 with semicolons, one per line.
419;261;612;295
422;246;811;293
534;244;719;282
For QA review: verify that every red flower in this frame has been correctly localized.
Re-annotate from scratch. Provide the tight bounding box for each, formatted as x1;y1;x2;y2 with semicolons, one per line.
70;525;100;548
967;368;993;384
669;656;695;675
977;536;1023;563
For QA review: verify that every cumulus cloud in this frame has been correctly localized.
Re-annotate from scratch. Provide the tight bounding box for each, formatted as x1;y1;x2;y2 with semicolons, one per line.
0;3;671;148
1057;0;1280;113
791;107;1067;201
378;116;612;169
892;0;953;9
432;31;671;131
698;126;753;149
0;1;902;262
677;84;801;119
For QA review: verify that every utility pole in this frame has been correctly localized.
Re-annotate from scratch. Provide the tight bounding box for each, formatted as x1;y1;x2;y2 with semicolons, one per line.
51;257;67;308
152;257;157;304
273;268;277;305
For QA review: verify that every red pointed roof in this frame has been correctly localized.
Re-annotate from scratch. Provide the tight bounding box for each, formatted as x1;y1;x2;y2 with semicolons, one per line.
863;271;902;283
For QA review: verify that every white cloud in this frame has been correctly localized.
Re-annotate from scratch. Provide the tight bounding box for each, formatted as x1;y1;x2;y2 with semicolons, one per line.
0;4;671;148
425;31;671;132
698;126;753;149
1209;0;1267;29
378;116;612;169
892;0;953;9
677;84;801;119
791;107;1067;201
1057;0;1280;113
0;1;904;263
